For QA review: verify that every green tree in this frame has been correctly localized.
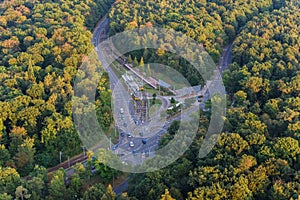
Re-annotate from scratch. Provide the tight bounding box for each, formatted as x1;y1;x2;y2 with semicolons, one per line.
68;173;83;199
152;93;157;104
140;57;145;72
0;167;21;195
274;137;300;161
48;169;66;199
167;120;180;135
133;57;138;67
0;193;13;200
128;55;133;63
170;97;175;104
26;177;44;200
14;137;36;176
83;183;109;200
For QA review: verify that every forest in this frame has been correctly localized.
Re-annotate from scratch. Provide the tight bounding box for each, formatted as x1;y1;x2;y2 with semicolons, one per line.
0;0;299;199
109;0;300;199
0;0;116;199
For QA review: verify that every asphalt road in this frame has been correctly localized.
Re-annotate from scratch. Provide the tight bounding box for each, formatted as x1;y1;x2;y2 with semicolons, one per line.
219;42;233;72
93;15;233;160
49;22;232;194
52;15;234;194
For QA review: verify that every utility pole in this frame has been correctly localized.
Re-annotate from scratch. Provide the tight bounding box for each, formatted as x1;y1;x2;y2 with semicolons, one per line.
82;146;86;157
109;136;112;150
59;151;62;163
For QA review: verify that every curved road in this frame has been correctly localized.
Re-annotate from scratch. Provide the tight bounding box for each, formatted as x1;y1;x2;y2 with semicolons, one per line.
46;12;233;195
93;15;233;192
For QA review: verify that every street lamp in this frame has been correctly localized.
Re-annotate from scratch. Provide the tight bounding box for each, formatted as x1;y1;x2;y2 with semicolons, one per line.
82;146;86;157
59;151;62;163
68;156;70;168
109;135;112;150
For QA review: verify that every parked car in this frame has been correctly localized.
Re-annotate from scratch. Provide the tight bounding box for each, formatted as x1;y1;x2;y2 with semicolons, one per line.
120;132;125;137
132;149;137;155
142;139;147;144
129;141;134;147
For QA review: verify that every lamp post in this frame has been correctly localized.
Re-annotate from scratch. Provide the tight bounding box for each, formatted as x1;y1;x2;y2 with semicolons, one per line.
109;136;112;150
82;146;86;157
59;151;62;163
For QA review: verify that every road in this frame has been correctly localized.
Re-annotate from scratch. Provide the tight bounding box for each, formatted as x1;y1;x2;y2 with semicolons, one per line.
45;12;233;194
93;18;120;90
219;42;233;72
92;15;233;193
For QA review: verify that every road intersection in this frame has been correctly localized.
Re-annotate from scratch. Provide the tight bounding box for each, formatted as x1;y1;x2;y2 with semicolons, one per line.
91;15;232;167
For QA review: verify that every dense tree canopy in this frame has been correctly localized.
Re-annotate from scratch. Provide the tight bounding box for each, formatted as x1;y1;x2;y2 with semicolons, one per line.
108;0;300;199
0;0;299;199
0;0;115;197
0;0;114;175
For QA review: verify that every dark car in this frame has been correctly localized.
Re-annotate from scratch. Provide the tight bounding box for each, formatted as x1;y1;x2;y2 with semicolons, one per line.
132;149;137;155
142;138;147;144
120;132;125;137
112;144;118;150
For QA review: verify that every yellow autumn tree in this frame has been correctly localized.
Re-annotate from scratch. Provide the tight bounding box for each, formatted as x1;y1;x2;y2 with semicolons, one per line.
161;189;175;200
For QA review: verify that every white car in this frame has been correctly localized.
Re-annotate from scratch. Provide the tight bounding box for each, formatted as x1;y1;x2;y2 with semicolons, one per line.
129;141;134;147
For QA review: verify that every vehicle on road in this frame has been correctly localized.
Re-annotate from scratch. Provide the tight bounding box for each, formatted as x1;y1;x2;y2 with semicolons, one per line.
120;132;125;137
129;141;134;147
132;149;137;155
127;132;132;138
157;130;165;136
120;108;124;114
142;139;147;144
197;95;204;102
123;122;127;127
112;144;118;150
